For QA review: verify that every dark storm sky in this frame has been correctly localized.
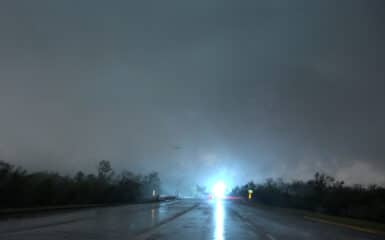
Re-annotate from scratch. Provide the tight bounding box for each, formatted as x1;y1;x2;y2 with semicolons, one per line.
1;1;385;191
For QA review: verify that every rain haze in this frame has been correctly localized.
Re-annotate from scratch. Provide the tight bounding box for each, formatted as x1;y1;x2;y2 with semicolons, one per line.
1;1;385;194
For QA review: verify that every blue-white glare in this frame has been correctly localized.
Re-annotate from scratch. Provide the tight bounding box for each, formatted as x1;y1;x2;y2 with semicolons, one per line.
212;181;226;199
214;199;225;240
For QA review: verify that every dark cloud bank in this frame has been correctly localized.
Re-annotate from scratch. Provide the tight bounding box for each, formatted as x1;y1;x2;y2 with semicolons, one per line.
0;1;384;192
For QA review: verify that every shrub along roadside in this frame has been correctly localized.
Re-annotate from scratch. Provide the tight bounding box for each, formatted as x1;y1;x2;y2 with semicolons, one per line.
232;173;385;224
0;160;160;209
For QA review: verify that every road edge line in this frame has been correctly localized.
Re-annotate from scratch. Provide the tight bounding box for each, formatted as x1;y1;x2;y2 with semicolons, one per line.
304;216;385;235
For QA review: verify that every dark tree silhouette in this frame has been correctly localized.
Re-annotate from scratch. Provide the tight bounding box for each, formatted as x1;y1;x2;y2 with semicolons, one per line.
98;160;113;181
232;172;385;223
0;160;161;209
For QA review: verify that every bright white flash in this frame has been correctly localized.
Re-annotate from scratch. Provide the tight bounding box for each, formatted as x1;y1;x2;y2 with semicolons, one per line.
212;181;226;199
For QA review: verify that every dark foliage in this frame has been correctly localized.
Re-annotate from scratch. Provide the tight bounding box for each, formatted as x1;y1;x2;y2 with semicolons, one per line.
232;173;385;223
0;160;160;208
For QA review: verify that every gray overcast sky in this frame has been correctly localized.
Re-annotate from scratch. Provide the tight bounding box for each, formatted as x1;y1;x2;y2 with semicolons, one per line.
1;1;384;191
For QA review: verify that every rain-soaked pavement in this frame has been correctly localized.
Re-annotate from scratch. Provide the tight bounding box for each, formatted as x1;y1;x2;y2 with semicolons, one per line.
0;199;383;240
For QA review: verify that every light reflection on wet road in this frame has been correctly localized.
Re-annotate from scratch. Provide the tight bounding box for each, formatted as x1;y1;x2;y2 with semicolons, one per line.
214;200;224;240
0;199;383;240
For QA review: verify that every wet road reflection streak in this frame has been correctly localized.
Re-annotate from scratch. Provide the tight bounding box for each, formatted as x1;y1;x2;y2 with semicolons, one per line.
214;199;225;240
151;208;155;226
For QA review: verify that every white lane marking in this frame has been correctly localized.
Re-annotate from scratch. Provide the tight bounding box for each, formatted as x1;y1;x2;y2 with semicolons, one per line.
132;203;199;240
265;233;276;240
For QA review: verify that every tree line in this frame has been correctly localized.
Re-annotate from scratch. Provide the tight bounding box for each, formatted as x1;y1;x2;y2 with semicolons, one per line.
0;160;160;208
231;172;385;223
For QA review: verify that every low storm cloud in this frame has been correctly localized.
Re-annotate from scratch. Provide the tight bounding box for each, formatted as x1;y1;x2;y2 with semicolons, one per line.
1;1;384;192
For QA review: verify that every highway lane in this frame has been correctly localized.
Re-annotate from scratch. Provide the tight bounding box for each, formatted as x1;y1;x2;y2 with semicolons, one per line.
0;199;383;240
0;200;198;239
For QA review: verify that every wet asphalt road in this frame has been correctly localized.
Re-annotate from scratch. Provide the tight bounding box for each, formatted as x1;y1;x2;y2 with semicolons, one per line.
0;199;383;240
